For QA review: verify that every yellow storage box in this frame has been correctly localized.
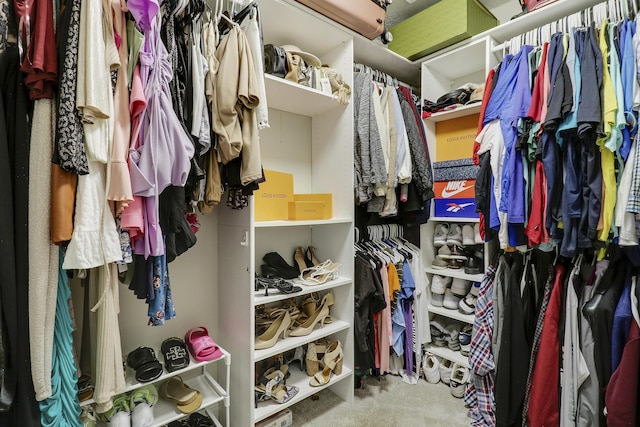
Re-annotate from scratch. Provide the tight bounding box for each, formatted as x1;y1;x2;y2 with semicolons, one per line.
293;193;333;219
389;0;497;60
254;170;294;221
288;201;325;220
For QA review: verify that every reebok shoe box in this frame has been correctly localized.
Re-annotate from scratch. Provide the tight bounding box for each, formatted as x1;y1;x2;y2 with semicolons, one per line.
433;179;478;219
256;409;293;427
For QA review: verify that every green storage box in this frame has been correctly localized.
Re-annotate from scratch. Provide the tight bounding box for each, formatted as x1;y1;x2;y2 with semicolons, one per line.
389;0;498;60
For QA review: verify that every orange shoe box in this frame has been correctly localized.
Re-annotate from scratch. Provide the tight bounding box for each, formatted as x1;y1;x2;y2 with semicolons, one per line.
254;170;294;221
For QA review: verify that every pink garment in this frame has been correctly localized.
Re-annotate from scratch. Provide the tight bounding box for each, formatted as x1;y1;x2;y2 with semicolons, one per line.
121;65;146;243
107;0;133;211
379;264;391;374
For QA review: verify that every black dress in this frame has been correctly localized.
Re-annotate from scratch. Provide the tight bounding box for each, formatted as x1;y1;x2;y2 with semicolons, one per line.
0;3;40;425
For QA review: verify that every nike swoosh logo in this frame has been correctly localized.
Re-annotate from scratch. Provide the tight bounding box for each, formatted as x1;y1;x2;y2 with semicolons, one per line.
440;185;474;198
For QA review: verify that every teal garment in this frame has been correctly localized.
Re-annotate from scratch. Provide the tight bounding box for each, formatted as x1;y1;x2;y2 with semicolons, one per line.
39;249;82;427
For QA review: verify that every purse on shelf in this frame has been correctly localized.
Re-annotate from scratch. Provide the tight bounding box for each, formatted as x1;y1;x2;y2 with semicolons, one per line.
264;44;288;78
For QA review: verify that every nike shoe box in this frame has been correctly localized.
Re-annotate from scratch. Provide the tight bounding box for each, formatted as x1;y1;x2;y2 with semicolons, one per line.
433;179;478;219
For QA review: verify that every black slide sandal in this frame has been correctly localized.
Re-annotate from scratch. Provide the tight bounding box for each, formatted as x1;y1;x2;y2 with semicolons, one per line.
161;337;190;372
127;347;164;383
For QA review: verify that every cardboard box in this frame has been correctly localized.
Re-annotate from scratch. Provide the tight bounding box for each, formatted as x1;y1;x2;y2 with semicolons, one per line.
435;114;479;161
388;0;497;60
288;201;325;220
434;180;476;200
293;193;333;219
254;170;294;221
434;198;479;219
256;409;293;427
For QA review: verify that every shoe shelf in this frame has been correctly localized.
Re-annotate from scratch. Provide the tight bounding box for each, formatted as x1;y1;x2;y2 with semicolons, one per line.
254;319;350;363
428;304;474;325
149;372;226;427
254;366;353;423
80;348;230;426
425;344;470;369
254;276;352;306
429;216;480;224
254;217;353;228
426;266;484;283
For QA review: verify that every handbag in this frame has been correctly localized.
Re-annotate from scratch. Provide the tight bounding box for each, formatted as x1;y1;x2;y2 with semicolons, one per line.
264;44;288;78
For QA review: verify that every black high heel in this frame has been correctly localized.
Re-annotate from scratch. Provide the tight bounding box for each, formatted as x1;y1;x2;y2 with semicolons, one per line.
263;252;300;279
255;276;302;295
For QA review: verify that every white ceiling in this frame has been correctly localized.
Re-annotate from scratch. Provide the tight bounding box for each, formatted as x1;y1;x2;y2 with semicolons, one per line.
385;0;523;28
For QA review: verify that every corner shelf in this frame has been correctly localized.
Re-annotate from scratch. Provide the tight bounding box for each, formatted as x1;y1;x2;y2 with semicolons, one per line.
428;304;474;325
254;366;353;423
254;320;350;363
425;344;469;369
426;266;484;283
80;348;230;427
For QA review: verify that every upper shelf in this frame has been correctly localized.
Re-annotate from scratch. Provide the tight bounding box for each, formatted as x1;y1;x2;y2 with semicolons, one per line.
264;74;344;117
424;103;482;123
254;217;352;228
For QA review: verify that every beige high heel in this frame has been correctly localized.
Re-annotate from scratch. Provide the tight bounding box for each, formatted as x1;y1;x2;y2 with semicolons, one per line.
306;339;328;376
255;311;291;350
289;292;334;337
302;293;332;324
294;246;308;273
309;340;343;387
299;261;341;286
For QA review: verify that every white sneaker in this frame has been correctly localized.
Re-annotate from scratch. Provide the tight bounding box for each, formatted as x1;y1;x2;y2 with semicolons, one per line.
446;224;463;246
431;293;444;307
451;278;471;297
462;224;475;246
422;353;441;384
434;223;449;247
449;364;470;398
474;223;483;244
439;358;453;385
443;289;461;310
431;275;452;294
431;256;449;270
436;245;452;259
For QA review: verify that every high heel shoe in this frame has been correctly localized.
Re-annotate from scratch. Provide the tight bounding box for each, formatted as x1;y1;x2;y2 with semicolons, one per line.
255;311;291;350
263;252;300;280
286;346;306;372
302;293;333;324
294;246;308;273
309;340;343;387
305;245;321;266
288;292;333;337
305;340;328;376
255;276;302;296
299;260;341;285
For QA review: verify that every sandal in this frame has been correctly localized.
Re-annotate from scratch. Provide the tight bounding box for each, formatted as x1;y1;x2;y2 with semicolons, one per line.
158;376;202;414
254;365;298;406
255;276;302;296
127;347;164;383
299;260;341;285
97;393;130;425
301;293;332;324
161;337;190;372
130;384;158;427
188;412;215;426
184;326;222;362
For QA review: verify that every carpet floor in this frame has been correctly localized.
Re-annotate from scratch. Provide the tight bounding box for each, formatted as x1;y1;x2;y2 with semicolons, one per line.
289;374;470;426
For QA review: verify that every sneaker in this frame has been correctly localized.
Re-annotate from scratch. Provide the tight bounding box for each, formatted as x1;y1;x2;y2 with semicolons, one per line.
432;292;444;307
459;325;472;356
474;223;483;244
436;245;452;259
450;364;470;398
443;288;461;310
422;353;441;384
448;245;468;260
464;250;484;275
451;278;471;297
431;275;452;294
449;258;464;269
444;323;461;351
434;223;449;247
431;256;449;270
448;246;467;270
462;224;475;246
439;359;453;385
459;281;481;315
446;224;463;246
430;320;447;347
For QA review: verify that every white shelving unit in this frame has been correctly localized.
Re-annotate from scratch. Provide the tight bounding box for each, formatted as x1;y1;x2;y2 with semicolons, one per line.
428;304;474;325
425;266;484;283
426;344;470;369
80;348;230;427
217;1;354;425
